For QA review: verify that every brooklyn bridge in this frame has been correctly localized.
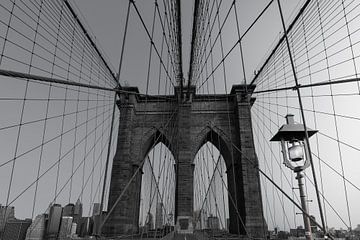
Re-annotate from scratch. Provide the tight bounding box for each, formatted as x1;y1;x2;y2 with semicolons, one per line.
0;0;360;239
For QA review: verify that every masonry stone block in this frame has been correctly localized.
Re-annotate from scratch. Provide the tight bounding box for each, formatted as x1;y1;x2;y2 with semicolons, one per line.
103;85;266;238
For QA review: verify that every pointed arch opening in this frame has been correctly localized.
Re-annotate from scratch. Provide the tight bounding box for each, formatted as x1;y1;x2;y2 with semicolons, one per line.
138;142;176;236
193;127;248;235
140;129;176;163
193;140;229;232
194;128;233;168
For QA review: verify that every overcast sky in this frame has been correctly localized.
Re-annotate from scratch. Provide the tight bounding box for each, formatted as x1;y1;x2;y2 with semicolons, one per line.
72;0;360;231
1;0;359;233
73;0;304;92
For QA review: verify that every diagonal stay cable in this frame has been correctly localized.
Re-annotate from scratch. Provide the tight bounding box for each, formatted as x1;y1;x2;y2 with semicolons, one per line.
129;0;176;87
253;101;360;189
63;0;118;84
0;69;175;100
0;101;113;169
7;104;113;205
211;125;334;239
25;118;113;233
99;107;178;232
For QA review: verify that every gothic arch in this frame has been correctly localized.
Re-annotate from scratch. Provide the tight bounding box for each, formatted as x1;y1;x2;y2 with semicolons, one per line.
192;125;247;234
193;126;233;168
140;127;176;163
105;85;265;238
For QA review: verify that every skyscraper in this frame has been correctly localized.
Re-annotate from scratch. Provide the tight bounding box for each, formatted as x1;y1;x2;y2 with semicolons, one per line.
78;217;93;237
91;203;102;236
74;199;83;224
71;222;77;236
25;214;47;240
193;210;201;230
145;212;154;231
155;202;163;229
92;203;101;216
74;199;83;235
310;215;317;233
2;218;32;240
45;204;62;239
207;215;220;230
58;216;73;238
0;205;15;233
92;211;106;236
63;203;75;217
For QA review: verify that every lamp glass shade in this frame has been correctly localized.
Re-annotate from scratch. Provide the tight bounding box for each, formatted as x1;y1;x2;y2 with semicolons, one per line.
288;144;304;162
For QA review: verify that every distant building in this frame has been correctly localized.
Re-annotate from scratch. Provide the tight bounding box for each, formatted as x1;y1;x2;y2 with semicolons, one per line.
207;215;220;230
193;210;207;229
193;210;201;230
45;204;62;239
0;205;15;233
310;215;317;233
74;199;83;221
145;212;154;230
58;216;73;238
74;199;82;215
290;226;305;237
71;222;77;236
91;203;101;235
2;218;32;240
25;214;47;240
63;203;75;217
74;199;83;235
77;217;93;237
155;202;163;229
91;203;104;235
354;224;360;232
277;230;290;239
92;211;106;236
92;203;101;216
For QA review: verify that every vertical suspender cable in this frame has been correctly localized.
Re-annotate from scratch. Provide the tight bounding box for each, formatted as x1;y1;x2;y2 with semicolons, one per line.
276;0;327;235
99;0;131;235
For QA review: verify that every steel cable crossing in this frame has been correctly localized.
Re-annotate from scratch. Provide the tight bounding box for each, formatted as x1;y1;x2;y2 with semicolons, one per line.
251;0;360;233
189;0;360;239
1;0;360;239
0;0;181;238
0;0;119;236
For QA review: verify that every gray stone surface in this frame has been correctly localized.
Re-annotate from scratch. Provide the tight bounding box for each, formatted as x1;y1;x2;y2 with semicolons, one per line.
103;85;266;238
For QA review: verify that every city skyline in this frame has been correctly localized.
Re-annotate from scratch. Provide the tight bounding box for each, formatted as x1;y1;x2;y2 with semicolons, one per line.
0;1;359;238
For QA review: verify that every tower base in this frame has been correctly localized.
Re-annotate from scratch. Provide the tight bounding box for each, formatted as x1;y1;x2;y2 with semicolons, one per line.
175;216;194;234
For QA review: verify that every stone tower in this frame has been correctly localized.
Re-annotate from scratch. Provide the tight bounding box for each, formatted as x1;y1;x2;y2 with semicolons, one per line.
103;85;266;238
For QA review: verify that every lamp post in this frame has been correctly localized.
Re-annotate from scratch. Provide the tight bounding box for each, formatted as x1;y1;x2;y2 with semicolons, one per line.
271;114;318;240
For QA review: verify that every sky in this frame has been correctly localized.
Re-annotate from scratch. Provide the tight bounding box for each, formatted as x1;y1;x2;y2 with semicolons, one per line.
0;0;359;233
71;0;360;231
73;0;305;92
